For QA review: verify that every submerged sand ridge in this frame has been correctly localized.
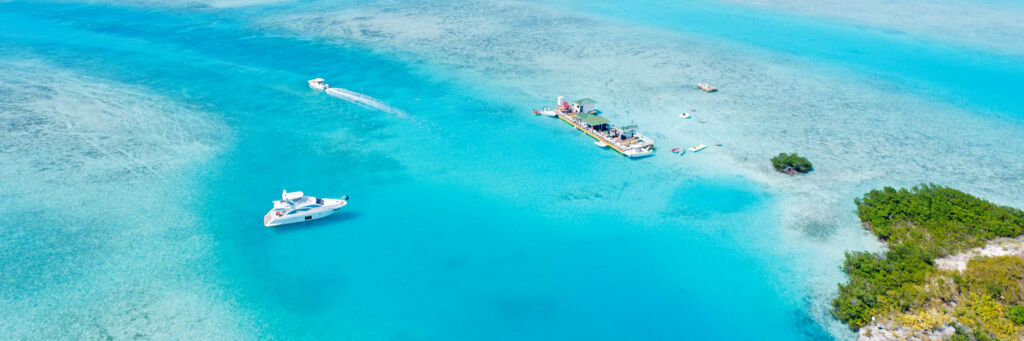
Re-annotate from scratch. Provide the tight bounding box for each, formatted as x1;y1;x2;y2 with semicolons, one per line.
0;58;258;339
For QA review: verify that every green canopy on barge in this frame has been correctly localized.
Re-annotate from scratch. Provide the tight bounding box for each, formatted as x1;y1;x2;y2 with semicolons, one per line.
578;112;610;126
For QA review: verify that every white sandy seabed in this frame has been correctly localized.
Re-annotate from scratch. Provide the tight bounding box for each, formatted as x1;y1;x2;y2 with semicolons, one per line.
720;0;1024;58
0;58;260;339
256;0;1024;337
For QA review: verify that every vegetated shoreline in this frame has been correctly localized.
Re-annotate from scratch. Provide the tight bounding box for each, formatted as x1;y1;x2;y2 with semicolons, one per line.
832;184;1024;340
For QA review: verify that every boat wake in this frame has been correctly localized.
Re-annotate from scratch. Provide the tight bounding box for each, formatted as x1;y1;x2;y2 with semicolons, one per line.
325;87;406;117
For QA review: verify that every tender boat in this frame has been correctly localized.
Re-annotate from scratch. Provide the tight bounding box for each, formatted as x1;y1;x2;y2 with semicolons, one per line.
697;83;717;92
539;107;558;117
308;78;330;91
689;144;708;152
264;190;348;227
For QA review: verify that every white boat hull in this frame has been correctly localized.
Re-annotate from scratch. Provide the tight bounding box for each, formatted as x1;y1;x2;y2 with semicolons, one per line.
264;198;347;227
625;149;655;158
308;78;330;91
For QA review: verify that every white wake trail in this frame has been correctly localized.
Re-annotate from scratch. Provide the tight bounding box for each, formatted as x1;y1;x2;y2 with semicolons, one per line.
325;87;407;117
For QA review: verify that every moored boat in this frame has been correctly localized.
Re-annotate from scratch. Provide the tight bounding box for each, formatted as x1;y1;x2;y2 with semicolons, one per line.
538;96;656;158
689;144;708;152
264;190;348;227
697;83;717;92
539;107;558;117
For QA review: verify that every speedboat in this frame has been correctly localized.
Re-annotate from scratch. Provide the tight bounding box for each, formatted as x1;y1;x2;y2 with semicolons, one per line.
697;83;717;92
679;113;691;119
689;144;708;152
264;190;348;227
308;78;330;91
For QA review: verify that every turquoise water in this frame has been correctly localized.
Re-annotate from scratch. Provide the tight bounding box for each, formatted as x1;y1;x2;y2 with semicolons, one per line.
2;0;1022;339
566;0;1024;120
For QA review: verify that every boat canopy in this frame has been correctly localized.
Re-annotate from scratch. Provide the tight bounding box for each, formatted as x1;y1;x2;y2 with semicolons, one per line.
283;190;305;201
578;112;610;126
573;98;596;106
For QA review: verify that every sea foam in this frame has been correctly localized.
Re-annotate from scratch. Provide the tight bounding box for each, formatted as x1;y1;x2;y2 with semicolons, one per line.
326;87;407;117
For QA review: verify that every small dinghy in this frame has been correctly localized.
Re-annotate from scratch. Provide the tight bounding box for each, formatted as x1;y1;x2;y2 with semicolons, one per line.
671;148;680;153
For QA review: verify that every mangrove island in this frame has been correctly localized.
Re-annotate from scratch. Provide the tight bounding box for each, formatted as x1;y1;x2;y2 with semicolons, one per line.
771;152;813;175
833;184;1024;340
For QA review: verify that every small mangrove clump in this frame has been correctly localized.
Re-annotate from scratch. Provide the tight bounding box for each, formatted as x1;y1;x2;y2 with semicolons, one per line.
771;153;813;175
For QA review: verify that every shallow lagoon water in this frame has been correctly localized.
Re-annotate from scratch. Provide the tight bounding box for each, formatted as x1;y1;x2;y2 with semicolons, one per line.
1;0;1023;339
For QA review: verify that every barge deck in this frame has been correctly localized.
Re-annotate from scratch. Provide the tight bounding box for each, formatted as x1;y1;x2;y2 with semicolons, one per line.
537;97;655;158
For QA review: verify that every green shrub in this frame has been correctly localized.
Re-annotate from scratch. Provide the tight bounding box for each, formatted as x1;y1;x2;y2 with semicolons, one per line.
956;293;1017;340
771;152;813;174
832;245;934;328
854;184;1024;257
963;256;1024;304
1007;305;1024;325
833;185;1024;333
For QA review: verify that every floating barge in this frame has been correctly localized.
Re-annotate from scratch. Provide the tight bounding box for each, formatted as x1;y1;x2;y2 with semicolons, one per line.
697;82;717;92
537;97;655;158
